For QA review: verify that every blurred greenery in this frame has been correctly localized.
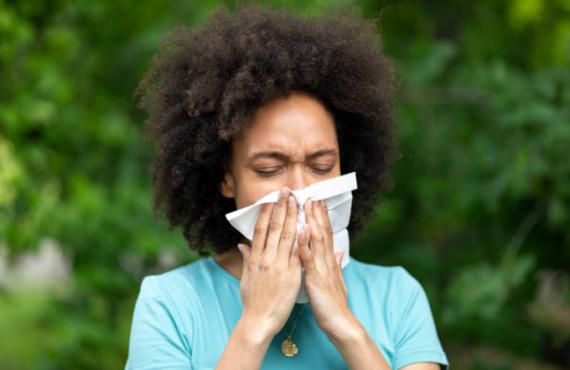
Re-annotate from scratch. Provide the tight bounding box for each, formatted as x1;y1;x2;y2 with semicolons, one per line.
1;0;569;369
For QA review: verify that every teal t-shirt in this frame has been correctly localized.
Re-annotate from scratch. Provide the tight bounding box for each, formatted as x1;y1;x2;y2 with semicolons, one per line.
124;256;449;370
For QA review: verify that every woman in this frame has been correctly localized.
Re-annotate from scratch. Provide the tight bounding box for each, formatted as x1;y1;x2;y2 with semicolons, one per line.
125;4;449;370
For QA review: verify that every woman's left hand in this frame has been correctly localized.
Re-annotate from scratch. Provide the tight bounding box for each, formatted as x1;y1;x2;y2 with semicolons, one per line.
298;198;361;341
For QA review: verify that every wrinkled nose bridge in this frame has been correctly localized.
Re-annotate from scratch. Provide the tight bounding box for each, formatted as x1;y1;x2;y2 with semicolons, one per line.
291;184;316;207
287;170;309;202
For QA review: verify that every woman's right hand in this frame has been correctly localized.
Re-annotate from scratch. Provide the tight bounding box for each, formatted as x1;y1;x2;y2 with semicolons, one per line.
236;186;309;340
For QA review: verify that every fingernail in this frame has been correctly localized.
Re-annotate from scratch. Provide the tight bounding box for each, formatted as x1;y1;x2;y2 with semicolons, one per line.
280;187;290;197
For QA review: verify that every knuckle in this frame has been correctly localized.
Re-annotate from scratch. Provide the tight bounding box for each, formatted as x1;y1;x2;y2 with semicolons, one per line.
246;256;257;269
288;200;297;212
255;214;265;225
281;228;294;241
262;202;273;211
277;196;287;208
254;223;266;235
268;221;281;233
287;209;297;220
259;260;271;271
313;232;325;242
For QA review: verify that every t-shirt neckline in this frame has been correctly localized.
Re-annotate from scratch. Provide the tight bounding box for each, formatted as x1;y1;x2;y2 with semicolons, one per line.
206;256;241;286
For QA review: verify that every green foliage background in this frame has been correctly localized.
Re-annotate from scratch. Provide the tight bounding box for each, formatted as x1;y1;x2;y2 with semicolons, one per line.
1;0;569;369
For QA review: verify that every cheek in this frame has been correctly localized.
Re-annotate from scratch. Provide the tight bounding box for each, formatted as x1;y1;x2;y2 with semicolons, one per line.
235;181;278;209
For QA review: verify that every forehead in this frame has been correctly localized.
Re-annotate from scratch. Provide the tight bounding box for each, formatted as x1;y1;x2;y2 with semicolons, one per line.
234;92;338;155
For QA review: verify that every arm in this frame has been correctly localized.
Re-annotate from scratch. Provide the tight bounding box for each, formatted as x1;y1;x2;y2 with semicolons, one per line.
215;190;305;369
328;319;441;370
326;313;391;370
298;198;391;369
213;314;275;370
125;276;278;370
299;200;449;370
325;310;443;370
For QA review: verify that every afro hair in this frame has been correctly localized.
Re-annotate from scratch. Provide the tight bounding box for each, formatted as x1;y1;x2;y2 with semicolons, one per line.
135;3;398;257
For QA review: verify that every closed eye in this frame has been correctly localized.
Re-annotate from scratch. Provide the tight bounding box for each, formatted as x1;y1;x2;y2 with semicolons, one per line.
254;169;279;176
313;167;334;174
254;167;333;177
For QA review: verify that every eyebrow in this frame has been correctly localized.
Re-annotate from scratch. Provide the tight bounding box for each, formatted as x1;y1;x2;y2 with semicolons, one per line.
247;148;338;163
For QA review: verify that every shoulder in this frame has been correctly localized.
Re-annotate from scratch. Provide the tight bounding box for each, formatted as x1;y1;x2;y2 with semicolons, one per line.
348;258;448;369
348;257;423;295
346;257;430;327
135;258;213;316
145;257;210;287
125;261;215;368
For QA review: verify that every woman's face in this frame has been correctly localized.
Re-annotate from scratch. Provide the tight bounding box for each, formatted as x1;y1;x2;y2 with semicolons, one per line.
219;91;341;209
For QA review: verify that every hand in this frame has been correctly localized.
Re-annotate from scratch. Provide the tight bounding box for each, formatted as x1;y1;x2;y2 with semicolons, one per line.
298;198;357;340
236;187;303;339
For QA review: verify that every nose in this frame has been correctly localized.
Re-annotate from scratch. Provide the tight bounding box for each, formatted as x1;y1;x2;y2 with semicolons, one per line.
286;167;310;192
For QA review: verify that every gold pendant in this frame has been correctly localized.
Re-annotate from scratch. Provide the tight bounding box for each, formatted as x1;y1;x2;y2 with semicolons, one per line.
281;336;298;357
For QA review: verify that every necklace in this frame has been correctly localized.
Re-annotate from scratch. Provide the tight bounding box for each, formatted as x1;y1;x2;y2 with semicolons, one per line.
281;304;306;357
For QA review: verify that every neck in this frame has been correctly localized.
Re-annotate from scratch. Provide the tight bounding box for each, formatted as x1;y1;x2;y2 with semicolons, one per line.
214;245;245;280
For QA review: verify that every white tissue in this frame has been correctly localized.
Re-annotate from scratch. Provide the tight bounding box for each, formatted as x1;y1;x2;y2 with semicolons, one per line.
225;171;357;303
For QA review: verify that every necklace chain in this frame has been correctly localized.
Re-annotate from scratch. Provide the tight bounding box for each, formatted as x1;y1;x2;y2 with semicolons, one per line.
281;304;306;357
287;304;305;336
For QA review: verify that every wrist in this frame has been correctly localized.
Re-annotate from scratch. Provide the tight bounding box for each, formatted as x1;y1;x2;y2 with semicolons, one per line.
325;312;366;346
237;313;277;348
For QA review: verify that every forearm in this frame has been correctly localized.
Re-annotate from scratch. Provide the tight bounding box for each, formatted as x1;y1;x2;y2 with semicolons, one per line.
327;316;391;370
214;315;274;370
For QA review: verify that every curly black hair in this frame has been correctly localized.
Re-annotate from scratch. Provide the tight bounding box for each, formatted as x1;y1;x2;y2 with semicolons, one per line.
135;3;398;257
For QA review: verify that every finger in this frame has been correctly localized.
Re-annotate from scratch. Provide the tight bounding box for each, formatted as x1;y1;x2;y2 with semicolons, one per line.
298;224;316;273
304;198;326;271
333;251;347;296
238;243;251;281
238;243;251;261
289;224;304;268
290;242;300;268
250;202;276;260
314;200;336;271
336;251;348;296
264;187;291;261
278;194;298;263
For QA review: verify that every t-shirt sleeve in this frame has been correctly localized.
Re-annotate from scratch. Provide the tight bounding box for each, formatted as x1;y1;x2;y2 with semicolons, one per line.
124;275;193;370
392;267;449;370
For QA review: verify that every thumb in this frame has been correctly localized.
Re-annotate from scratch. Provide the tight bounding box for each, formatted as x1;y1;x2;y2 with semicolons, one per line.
237;243;251;260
